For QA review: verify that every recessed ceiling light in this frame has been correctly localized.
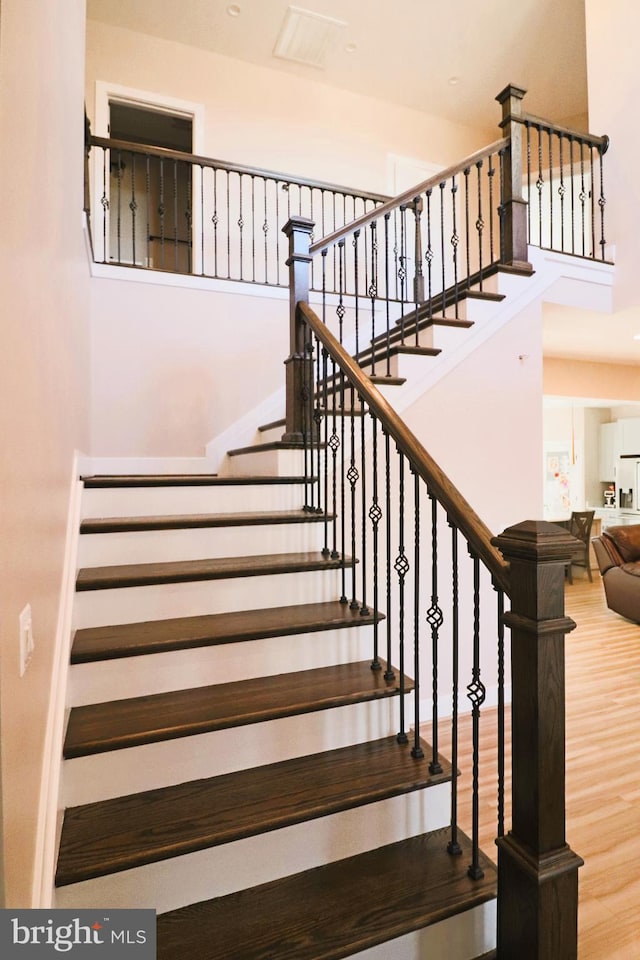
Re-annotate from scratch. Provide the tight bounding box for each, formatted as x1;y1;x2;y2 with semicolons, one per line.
345;42;357;53
227;4;241;16
634;333;640;341
448;76;460;86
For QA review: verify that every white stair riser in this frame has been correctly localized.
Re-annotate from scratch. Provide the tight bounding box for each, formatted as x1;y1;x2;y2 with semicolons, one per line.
347;902;496;960
68;625;377;705
62;696;409;805
54;784;450;913
73;566;351;628
81;482;308;519
222;448;305;478
255;423;285;445
78;522;327;567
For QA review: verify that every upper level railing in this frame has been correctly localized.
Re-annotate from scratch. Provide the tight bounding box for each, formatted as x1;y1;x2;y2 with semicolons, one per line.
85;84;609;301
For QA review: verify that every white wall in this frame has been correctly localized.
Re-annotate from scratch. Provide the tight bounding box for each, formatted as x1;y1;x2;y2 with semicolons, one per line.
0;0;90;906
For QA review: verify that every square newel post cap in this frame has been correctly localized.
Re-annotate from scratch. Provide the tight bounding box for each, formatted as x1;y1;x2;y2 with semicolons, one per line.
492;519;577;563
496;84;527;126
282;216;315;239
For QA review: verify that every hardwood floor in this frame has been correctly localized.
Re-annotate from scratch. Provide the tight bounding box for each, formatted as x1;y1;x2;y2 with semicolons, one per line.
422;574;640;959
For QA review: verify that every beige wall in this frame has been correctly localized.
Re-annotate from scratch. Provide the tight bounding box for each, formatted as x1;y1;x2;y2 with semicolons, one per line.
544;357;640;403
0;0;90;906
85;20;494;197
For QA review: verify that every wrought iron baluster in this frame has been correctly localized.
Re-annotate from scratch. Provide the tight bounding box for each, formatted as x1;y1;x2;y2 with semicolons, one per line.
412;472;424;760
100;147;108;264
395;450;409;744
498;148;506;264
558;133;565;252
475;161;484;288
398;206;407;341
173;160;179;272
250;174;256;282
369;219;378;377
425;188;433;319
569;136;576;255
359;395;369;616
130;152;137;266
145;155;151;269
579;143;587;257
312;334;323;515
237;172;244;280
467;550;486;880
116;149;123;264
339;365;347;603
496;586;506;839
536;125;544;248
321;342;330;555
427;494;443;773
598;142;607;260
525;121;532;243
263;178;269;284
212;167;219;278
337;240;346;344
450;175;459;316
301;326;314;513
487;159;495;266
369;414;382;670
463;168;470;287
199;163;204;275
353;229;360;358
384;430;395;682
548;129;554;250
589;146;597;259
384;212;392;377
413;196;424;313
158;158;166;269
447;520;462;856
439;182;446;315
348;390;359;610
185;164;192;274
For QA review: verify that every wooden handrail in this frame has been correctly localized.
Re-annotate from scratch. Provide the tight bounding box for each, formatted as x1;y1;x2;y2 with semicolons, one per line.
88;135;391;204
519;113;609;152
308;137;509;256
298;301;511;594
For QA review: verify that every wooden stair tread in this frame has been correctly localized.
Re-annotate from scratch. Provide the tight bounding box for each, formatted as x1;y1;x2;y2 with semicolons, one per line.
80;509;331;534
71;600;381;663
76;551;350;591
155;828;497;960
81;474;309;488
64;659;410;758
55;735;450;886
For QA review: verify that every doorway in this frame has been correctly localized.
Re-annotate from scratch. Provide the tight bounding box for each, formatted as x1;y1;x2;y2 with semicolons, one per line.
108;101;194;273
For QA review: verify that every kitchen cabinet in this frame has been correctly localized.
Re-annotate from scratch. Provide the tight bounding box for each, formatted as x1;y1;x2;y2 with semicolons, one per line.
599;421;621;481
620;417;640;456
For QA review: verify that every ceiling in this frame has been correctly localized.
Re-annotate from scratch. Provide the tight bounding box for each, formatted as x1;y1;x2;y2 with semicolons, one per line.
86;0;589;131
85;1;640;371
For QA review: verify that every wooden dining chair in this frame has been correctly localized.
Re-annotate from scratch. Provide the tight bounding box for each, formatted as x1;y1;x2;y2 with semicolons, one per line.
566;510;595;584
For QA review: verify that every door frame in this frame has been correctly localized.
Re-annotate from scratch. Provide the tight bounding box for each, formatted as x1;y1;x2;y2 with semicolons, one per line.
92;82;205;272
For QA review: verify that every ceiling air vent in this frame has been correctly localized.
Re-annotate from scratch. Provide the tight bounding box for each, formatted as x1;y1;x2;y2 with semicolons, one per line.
273;5;347;69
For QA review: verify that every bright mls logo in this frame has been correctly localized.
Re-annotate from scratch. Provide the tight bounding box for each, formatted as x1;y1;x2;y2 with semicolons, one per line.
0;910;156;958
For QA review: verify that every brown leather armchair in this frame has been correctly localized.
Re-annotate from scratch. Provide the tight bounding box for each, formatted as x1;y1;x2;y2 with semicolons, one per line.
592;524;640;623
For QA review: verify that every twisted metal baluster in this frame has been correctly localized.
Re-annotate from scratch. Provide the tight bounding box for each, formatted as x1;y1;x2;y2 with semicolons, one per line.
558;133;566;253
463;167;471;288
427;494;443;774
447;520;462;856
467;550;486;880
450;175;459;316
369;414;382;669
395;451;409;744
348;389;359;610
384;431;395;682
425;188;433;320
412;472;424;760
475;160;484;289
369;220;378;377
413;196;424;314
496;586;506;839
590;146;596;258
598;142;607;260
536;125;544;249
130;152;137;265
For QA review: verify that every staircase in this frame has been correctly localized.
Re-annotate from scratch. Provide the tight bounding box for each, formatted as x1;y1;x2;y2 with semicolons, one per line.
55;462;497;959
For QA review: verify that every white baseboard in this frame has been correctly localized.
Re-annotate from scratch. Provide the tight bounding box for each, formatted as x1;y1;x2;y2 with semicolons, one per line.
31;453;83;907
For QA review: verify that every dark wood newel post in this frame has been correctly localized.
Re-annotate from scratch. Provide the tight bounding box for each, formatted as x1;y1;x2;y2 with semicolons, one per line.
282;216;315;443
492;521;583;960
496;84;531;272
